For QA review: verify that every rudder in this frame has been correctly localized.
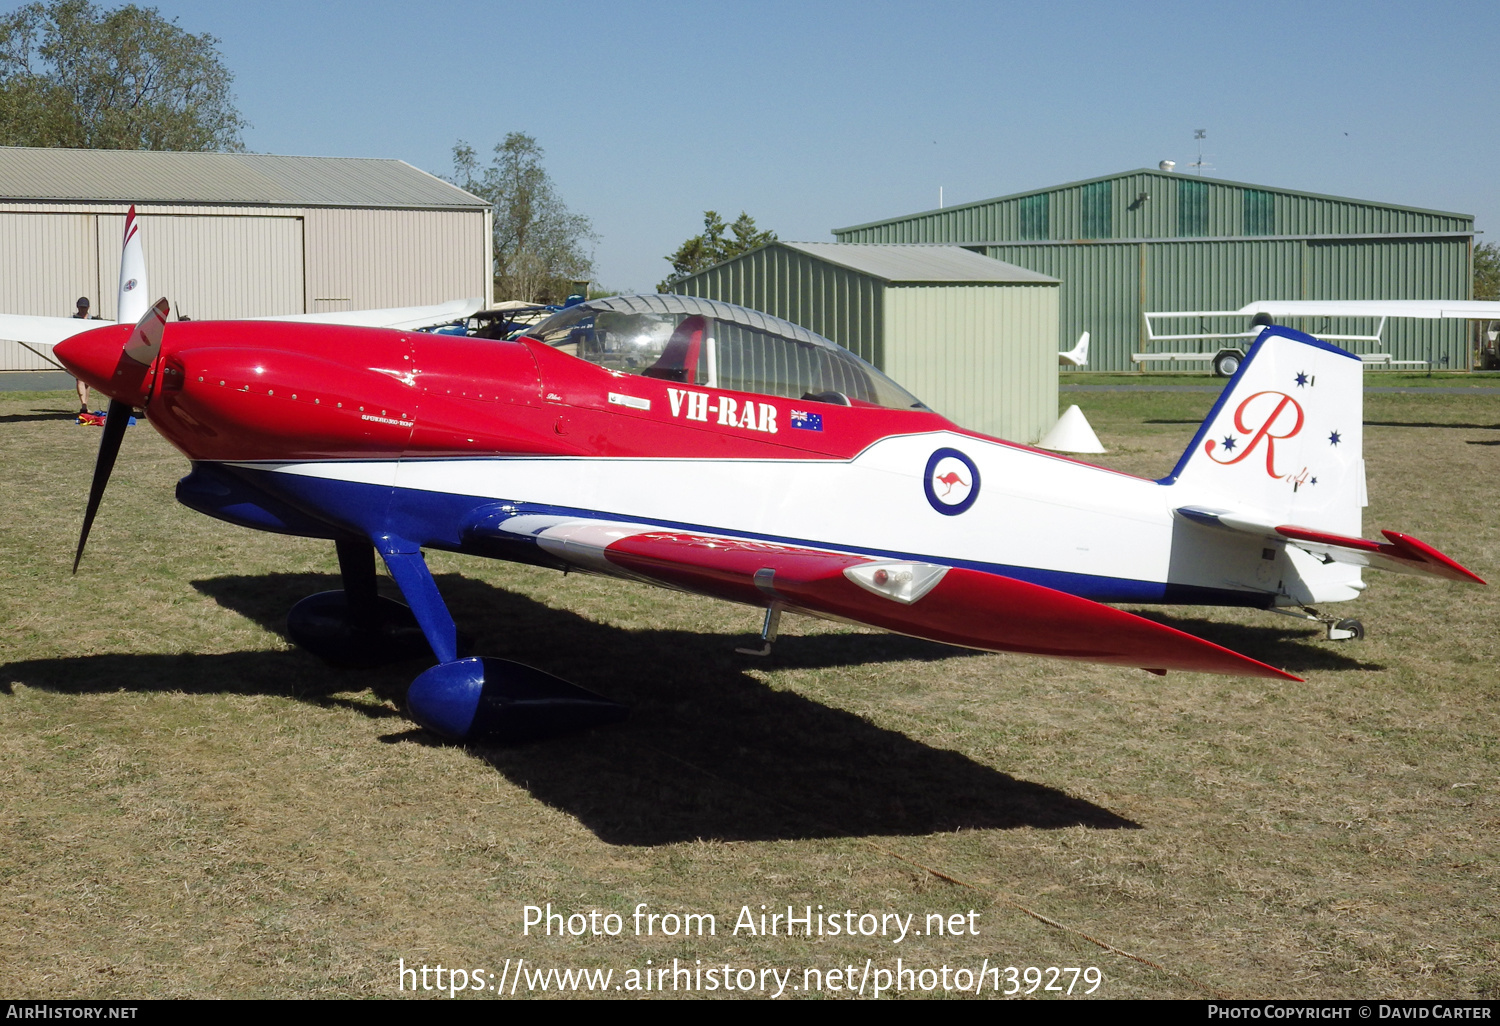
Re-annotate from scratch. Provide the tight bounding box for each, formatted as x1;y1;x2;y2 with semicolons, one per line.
1163;326;1365;538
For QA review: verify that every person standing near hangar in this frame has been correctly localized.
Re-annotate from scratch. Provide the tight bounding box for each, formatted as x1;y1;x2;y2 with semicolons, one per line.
71;297;96;413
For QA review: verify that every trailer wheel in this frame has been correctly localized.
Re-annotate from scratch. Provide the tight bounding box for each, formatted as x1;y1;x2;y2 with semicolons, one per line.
1212;349;1244;377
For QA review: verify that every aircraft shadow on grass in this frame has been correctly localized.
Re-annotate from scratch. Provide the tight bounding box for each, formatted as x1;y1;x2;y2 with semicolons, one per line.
1127;611;1383;674
1147;420;1500;432
1;572;1154;845
0;408;87;424
1365;420;1500;430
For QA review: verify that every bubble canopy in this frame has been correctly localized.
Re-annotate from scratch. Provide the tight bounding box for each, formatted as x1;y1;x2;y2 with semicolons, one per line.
525;294;927;411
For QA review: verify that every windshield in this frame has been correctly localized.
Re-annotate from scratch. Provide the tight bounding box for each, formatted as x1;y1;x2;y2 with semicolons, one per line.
527;296;927;411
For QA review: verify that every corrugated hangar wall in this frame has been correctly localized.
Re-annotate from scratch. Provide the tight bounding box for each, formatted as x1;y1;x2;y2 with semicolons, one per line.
303;207;489;314
0;203;490;368
833;170;1474;371
0;211;100;322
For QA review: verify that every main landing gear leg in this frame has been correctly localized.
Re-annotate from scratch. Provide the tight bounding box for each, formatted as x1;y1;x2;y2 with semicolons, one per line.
377;539;627;743
285;537;431;666
1272;605;1365;642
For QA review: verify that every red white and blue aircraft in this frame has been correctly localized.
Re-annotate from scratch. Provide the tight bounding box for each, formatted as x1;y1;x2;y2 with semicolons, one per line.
34;210;1485;742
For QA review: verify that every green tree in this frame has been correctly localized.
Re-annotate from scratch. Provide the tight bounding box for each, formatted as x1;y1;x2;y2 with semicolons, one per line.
0;0;245;150
1476;242;1500;368
449;133;595;304
658;210;776;292
1475;241;1500;301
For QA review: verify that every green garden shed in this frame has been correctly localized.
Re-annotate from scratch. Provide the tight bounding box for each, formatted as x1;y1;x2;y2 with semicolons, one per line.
674;241;1060;443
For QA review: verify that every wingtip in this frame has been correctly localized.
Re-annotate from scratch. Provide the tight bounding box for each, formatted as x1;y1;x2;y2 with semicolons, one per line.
1379;530;1487;585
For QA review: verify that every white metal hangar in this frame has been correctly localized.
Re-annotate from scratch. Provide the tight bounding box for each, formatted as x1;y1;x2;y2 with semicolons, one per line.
0;146;492;334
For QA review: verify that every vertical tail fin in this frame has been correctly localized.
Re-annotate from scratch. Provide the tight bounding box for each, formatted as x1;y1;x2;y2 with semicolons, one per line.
1059;331;1089;367
117;205;148;325
1163;326;1365;537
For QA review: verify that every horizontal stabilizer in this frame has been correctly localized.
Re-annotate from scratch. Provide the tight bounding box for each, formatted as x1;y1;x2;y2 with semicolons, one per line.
1176;507;1485;584
1276;526;1486;584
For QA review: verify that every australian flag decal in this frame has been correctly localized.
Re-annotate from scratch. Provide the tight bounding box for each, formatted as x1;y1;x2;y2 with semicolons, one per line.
790;409;823;432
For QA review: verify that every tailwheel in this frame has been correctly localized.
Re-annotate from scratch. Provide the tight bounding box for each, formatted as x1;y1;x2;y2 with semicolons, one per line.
1270;605;1367;642
1328;618;1364;642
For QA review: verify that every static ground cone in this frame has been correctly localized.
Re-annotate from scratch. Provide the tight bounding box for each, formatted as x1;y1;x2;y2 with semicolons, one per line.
1037;404;1105;453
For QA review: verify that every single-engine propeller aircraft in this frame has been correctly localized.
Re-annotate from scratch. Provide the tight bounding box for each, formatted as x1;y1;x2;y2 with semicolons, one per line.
35;210;1485;742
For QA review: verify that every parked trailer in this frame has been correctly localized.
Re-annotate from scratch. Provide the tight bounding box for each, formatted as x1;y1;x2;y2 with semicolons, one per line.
1137;300;1500;375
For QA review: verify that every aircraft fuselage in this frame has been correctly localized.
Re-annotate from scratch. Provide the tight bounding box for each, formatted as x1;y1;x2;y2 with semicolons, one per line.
62;320;1286;610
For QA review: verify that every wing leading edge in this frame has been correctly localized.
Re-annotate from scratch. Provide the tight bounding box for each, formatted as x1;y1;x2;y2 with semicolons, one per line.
0;299;487;368
482;515;1299;681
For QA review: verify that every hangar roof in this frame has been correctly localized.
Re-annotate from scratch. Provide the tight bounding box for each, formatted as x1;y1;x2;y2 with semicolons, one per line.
833;168;1472;239
0;146;488;209
781;242;1057;284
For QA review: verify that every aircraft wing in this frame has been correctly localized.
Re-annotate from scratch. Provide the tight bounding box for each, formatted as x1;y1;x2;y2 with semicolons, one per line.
0;314;115;369
480;514;1299;680
1176;507;1485;584
1237;300;1500;321
253;298;485;330
0;299;486;370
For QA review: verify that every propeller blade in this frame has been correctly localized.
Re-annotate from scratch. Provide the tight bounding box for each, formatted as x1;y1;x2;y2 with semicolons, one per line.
70;209;164;573
122;297;170;366
73;398;133;574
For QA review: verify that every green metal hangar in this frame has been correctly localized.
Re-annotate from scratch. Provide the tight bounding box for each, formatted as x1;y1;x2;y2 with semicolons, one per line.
0;146;491;369
673;241;1060;443
832;168;1476;372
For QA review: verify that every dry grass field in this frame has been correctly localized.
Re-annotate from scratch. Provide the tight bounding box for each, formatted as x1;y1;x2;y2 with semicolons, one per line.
1;385;1495;1000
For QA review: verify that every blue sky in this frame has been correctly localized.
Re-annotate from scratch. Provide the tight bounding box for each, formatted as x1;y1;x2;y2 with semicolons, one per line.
148;0;1498;293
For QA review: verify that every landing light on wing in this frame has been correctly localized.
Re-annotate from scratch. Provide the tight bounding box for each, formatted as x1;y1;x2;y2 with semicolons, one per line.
844;562;949;604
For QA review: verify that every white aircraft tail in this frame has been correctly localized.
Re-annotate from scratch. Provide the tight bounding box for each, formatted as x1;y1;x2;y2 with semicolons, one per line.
1164;325;1365;538
117;206;149;325
1059;331;1089;367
